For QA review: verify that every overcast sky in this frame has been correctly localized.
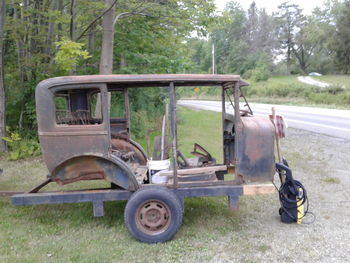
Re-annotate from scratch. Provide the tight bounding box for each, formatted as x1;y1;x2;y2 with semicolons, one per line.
215;0;326;14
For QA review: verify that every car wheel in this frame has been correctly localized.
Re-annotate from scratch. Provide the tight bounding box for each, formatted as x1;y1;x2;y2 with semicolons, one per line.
124;186;183;243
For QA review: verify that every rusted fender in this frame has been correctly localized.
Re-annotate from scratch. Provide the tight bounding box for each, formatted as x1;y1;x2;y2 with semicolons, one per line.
111;138;147;165
51;155;139;191
236;115;275;182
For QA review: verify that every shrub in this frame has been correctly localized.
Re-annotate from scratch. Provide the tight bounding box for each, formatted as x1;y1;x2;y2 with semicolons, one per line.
2;130;41;160
250;66;270;82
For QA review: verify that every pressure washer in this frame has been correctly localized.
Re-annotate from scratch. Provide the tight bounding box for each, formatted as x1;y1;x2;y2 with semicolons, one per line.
276;160;312;224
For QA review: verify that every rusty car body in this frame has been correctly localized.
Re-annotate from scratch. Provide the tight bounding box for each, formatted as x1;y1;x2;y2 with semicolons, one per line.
12;74;279;243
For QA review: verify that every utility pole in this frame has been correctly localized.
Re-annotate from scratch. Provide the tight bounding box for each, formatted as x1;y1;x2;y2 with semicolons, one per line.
212;43;215;74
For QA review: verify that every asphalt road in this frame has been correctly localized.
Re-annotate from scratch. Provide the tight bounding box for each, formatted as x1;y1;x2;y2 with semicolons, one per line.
178;100;350;140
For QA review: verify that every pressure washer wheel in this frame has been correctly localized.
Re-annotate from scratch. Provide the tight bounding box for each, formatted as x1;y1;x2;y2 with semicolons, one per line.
124;186;183;243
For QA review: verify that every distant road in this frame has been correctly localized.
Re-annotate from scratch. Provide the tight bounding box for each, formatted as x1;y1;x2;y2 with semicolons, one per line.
178;100;350;140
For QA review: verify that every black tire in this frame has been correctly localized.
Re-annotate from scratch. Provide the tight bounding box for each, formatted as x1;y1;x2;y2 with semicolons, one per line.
124;186;183;243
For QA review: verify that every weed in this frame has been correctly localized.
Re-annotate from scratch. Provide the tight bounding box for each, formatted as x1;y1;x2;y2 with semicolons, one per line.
321;177;340;184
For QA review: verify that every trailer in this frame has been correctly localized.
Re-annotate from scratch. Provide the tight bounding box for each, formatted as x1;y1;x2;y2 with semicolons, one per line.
10;74;286;243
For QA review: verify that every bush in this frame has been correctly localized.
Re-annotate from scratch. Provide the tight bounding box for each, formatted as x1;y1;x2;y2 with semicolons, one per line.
2;130;41;160
323;85;344;95
249;66;270;82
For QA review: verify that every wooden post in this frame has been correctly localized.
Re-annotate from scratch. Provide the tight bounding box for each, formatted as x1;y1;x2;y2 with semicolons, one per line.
221;86;226;164
228;195;239;210
124;88;130;138
93;201;104;217
169;83;178;187
161;104;168;160
233;82;240;171
272;107;285;184
272;107;282;163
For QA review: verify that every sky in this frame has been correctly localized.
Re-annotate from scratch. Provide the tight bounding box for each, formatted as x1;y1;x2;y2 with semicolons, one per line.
214;0;326;14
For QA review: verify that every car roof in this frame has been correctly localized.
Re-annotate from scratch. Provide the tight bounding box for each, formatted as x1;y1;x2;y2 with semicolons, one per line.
36;74;248;91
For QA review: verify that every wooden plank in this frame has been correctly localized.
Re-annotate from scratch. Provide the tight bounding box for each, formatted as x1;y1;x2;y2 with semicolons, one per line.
167;180;240;188
159;165;227;176
0;191;24;197
243;184;275;195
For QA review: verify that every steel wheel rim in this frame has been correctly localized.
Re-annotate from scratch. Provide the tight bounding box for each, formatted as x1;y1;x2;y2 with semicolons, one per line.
136;199;171;235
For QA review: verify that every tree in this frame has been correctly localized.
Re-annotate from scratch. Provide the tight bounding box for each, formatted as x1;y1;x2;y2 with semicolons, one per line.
291;16;326;74
0;0;6;152
332;0;350;73
210;2;247;74
244;2;259;54
275;2;305;73
97;0;216;74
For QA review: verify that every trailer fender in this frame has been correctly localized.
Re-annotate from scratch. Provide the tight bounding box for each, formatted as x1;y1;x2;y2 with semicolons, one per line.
51;155;139;191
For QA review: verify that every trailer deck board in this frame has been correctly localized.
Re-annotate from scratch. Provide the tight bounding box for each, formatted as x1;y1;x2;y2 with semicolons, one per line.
243;184;276;195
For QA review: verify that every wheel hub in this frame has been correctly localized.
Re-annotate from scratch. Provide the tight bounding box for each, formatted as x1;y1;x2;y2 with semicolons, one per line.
136;200;171;235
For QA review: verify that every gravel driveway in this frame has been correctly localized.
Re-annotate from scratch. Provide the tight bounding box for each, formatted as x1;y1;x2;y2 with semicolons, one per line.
210;128;350;263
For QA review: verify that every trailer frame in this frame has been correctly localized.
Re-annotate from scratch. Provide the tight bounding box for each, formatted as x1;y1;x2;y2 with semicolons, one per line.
11;183;275;217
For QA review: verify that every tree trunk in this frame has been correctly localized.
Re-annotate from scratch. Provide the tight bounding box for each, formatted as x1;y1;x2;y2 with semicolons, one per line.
0;0;6;152
46;0;57;63
120;53;127;69
57;0;63;40
99;0;116;74
87;24;96;53
70;0;77;41
96;0;116;118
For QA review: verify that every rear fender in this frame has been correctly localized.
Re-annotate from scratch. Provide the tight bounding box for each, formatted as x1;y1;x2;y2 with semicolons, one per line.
51;155;139;191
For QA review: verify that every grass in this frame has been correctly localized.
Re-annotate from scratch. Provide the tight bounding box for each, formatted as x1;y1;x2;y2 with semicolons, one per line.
180;75;350;109
314;75;350;90
321;177;340;184
1;107;349;262
244;75;350;108
0;107;251;263
177;107;223;162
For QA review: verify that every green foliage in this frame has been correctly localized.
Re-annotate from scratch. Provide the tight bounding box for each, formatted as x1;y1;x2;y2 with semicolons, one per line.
128;87;168;139
240;75;350;107
248;67;270;82
332;1;350;73
243;54;271;82
2;129;40;160
54;38;91;73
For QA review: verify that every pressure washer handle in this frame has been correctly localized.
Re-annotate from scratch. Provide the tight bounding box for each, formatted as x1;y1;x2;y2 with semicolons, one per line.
276;163;293;181
276;162;299;195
